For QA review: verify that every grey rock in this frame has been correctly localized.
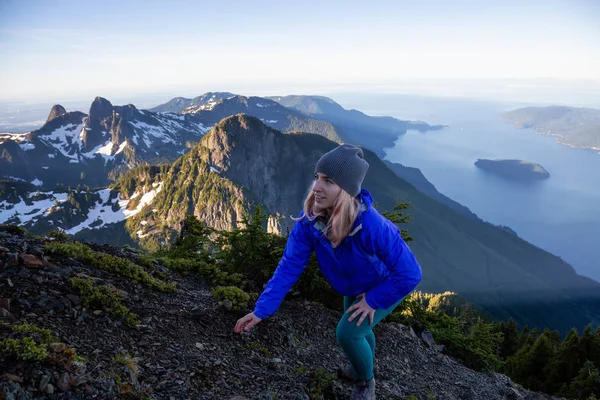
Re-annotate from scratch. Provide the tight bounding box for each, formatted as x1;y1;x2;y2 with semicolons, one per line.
38;374;51;392
56;373;70;392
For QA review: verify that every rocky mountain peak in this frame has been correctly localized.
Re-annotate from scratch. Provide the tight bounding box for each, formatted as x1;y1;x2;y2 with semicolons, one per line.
203;114;275;158
114;104;139;120
46;104;67;122
89;96;114;120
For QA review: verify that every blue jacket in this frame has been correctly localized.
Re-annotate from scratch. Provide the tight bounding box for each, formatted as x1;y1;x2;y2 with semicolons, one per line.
253;188;422;320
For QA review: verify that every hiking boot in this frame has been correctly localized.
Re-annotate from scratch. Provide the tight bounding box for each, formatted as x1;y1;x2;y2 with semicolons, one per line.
351;378;376;400
337;363;379;382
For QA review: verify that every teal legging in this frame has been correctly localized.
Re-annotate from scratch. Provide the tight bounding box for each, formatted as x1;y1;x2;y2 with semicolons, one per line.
336;295;404;381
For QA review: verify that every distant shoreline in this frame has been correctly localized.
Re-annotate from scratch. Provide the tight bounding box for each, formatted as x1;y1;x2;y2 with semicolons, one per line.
526;128;600;153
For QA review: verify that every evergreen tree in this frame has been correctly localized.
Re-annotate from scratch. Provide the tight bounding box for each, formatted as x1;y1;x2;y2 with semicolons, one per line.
580;325;600;367
546;328;582;394
518;325;530;349
562;361;600;400
499;318;520;359
504;331;555;392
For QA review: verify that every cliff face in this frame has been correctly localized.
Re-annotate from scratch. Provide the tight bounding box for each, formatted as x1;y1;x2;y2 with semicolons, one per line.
200;114;318;228
124;114;322;242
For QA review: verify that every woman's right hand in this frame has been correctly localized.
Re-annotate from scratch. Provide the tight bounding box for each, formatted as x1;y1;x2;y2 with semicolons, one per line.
234;312;262;333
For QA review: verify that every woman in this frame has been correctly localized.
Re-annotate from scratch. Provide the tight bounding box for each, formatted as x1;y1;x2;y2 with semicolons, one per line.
234;144;422;400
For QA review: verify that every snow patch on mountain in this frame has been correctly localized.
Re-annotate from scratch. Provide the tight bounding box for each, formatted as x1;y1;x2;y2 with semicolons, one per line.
0;192;68;224
0;182;164;235
37;123;84;160
0;132;30;144
0;132;35;151
124;182;163;218
82;140;128;162
64;183;163;234
65;189;126;234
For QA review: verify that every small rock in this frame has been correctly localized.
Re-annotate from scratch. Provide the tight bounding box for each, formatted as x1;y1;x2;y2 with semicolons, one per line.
269;358;282;370
409;326;418;338
5;254;18;267
0;246;9;252
66;294;82;306
421;330;436;348
1;373;23;382
195;342;205;350
19;253;44;269
30;247;44;257
222;299;233;311
49;343;67;353
39;374;51;392
70;376;87;386
57;373;70;392
45;383;54;394
0;308;16;323
42;257;58;268
136;324;152;332
0;298;10;311
93;310;103;317
229;397;248;400
17;299;31;308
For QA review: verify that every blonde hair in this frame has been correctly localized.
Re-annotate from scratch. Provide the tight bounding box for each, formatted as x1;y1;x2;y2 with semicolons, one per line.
296;181;360;248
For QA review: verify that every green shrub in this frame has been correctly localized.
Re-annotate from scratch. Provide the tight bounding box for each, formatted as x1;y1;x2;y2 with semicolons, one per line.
388;293;501;371
71;277;140;327
292;366;335;400
12;322;58;344
243;340;270;356
45;241;175;292
0;337;47;361
0;224;28;236
47;229;70;243
0;323;82;367
211;286;250;311
309;367;336;399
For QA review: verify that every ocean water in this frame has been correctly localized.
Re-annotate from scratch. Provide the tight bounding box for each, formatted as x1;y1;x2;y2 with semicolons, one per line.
334;94;600;281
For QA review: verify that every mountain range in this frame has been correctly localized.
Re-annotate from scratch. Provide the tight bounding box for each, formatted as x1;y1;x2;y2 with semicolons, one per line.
1;93;599;334
0;97;210;189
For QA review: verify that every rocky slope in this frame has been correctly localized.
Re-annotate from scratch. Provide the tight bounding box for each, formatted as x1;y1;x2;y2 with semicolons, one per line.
0;227;558;400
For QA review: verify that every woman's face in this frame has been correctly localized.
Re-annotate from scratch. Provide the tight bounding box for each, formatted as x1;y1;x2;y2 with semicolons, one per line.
313;172;342;210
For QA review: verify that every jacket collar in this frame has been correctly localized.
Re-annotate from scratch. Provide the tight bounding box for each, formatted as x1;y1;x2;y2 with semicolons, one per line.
309;187;372;238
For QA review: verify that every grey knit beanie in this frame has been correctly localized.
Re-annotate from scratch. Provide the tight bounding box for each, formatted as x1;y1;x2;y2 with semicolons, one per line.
314;144;369;197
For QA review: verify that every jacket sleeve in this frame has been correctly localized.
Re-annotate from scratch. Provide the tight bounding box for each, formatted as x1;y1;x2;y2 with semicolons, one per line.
253;213;314;319
363;212;422;310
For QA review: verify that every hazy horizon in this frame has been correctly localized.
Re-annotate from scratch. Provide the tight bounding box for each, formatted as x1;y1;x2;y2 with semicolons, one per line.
1;0;599;103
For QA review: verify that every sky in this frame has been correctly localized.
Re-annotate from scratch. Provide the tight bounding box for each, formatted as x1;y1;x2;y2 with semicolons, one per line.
0;0;599;102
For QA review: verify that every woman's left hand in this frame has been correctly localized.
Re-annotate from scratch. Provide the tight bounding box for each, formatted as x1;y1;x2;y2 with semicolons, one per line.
346;292;375;327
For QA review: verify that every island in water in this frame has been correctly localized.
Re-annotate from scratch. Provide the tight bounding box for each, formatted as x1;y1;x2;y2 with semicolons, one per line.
474;159;550;181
